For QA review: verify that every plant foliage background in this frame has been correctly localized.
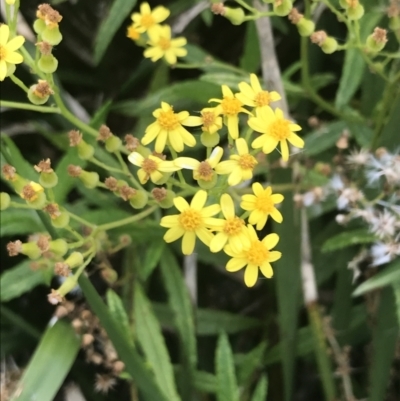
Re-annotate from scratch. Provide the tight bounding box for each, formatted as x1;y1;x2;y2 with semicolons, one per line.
0;0;399;401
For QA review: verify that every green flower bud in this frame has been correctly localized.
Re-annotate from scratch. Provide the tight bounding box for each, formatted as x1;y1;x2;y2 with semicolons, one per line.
27;87;50;105
21;242;42;260
79;171;99;189
389;16;400;30
339;0;348;8
198;173;218;190
28;192;47;209
65;251;84;269
154;172;172;185
297;19;315;37
201;132;220;148
33;19;46;34
321;37;338;54
39;171;58;188
77;140;95;160
51;209;70;228
347;4;364;20
366;28;388;53
105;136;122;153
38;54;59;74
152;188;175;209
274;0;292;17
41;26;63;46
129;190;148;209
224;7;245;25
9;175;29;193
100;267;118;284
57;276;78;297
136;145;152;158
0;193;11;210
49;239;68;257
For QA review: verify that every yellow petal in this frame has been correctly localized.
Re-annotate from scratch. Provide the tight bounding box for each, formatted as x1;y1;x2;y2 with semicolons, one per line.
201;204;221;217
220;193;235;219
182;231;196;255
181;116;202;127
235;138;248;155
260;262;273;278
195;227;213;246
244;264;258;287
268;251;282;263
191;190;207;210
0;25;10;46
287;132;304;148
210;232;228;253
6;36;25;52
226;258;247;272
164;227;185;243
160;215;179;228
270;208;283;223
250;73;263;92
227;115;239;139
155;130;168;153
262;233;279;249
280;140;289;161
128;152;144;167
152;6;170;22
173;197;189;212
168;129;184;152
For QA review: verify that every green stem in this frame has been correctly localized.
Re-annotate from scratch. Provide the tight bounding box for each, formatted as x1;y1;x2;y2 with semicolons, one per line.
97;205;158;231
89;157;129;176
9;201;36;209
0;100;61;114
0;305;41;340
20;46;46;79
169;148;187;185
115;151;144;190
234;0;257;13
68;211;96;228
10;74;29;93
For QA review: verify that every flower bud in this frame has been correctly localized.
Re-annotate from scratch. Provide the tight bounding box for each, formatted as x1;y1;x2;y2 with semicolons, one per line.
28;87;50;105
28;80;54;105
0;193;11;210
321;37;338;54
41;26;63;46
79;171;99;189
201;132;220;148
51;209;70;228
33;19;46;34
100;267;118;284
49;239;68;257
65;251;84;269
152;188;175;209
77;140;95;160
297;18;315;37
223;7;245;25
39;171;58;188
105;136;122;153
6;0;16;5
366;28;388;53
274;0;292;17
347;3;364;20
389;16;400;30
129;190;148;209
21;242;42;260
57;276;78;297
38;54;59;74
198;173;218;190
28;191;47;209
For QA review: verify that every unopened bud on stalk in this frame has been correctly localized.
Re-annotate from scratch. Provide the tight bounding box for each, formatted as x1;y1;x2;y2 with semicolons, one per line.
48;276;78;304
64;252;84;269
223;7;245;25
0;193;11;210
274;0;293;17
7;240;42;260
28;80;54;105
49;239;69;257
129;190;148;209
310;31;338;54
20;182;47;208
100;267;118;284
68;165;99;189
41;26;63;45
288;8;315;37
105;136;122;153
366;27;388;52
35;159;58;188
152;187;175;209
68;130;95;160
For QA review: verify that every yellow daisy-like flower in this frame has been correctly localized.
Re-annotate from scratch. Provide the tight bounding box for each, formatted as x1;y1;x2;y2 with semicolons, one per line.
209;85;251;139
184;107;223;134
127;152;179;184
126;24;141;41
215;138;258;186
248;106;303;161
142;102;201;153
144;25;187;65
236;74;281;109
209;194;250;253
0;24;25;81
131;2;170;34
224;224;281;287
174;146;223;182
160;190;221;255
241;183;284;230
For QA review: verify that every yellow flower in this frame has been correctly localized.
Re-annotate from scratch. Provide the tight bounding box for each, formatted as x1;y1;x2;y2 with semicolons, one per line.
5;0;16;5
160;190;221;255
248;106;303;161
131;2;170;34
215;138;258;186
224;224;281;287
209;85;251;139
142;102;201;153
144;25;187;65
0;24;25;81
241;183;284;230
175;146;224;182
209;194;250;253
236;74;281;109
126;24;141;41
128;152;179;184
184;107;223;134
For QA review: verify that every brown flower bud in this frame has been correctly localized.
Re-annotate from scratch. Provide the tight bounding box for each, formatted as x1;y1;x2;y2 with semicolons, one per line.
97;124;112;141
43;203;61;219
119;185;136;201
82;333;94;347
2;164;16;181
47;289;63;305
7;240;22;256
125;134;140;152
105;177;119;191
211;3;226;15
34;158;53;173
36;41;53;55
288;8;303;24
21;184;38;201
33;80;54;98
152;187;167;202
68;130;83;146
37;235;50;253
54;262;70;277
67;165;82;177
310;30;328;45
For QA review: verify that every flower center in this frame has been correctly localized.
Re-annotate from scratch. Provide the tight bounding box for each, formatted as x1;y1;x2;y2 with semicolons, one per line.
201;111;216;128
141;14;155;28
197;161;214;181
142;158;158;174
159;37;171;50
254;193;274;213
223;217;244;235
269;119;291;141
221;97;242;115
246;241;269;265
0;45;7;61
127;26;140;40
254;91;271;107
238;154;257;170
179;209;202;231
157;109;180;130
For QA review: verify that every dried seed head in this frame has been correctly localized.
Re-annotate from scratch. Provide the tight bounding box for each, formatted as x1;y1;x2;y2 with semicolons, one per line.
152;187;167;202
33;80;54;98
37;235;50;252
310;30;327;45
71;318;83;332
308;116;320;128
119;185;136;201
36;41;53;55
34;158;53;173
67;165;82;177
104;177;119;191
54;305;69;318
97;124;112;141
21;184;37;201
37;4;62;26
94;374;116;393
388;0;400;18
82;333;94;347
124;134;140;152
91;353;104;365
375;147;388;159
7;240;22;256
47;289;63;305
372;27;388;45
54;262;71;277
68;130;83;146
2;164;16;181
112;361;125;374
211;3;226;15
43;203;61;219
288;8;303;24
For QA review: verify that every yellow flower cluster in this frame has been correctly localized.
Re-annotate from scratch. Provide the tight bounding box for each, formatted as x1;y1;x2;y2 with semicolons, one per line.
126;73;304;287
0;24;25;81
127;2;187;65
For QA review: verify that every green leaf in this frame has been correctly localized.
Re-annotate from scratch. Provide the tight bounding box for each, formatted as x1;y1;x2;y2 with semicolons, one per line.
216;332;240;401
1;261;49;302
139;240;165;281
94;0;137;65
134;283;181;401
240;21;260;73
368;287;398;401
304;121;347;156
90;100;113;129
348;122;374;147
193;370;217;393
392;281;400;328
250;374;268;401
236;342;267;386
322;229;376;253
78;275;168;401
11;320;80;401
353;259;400;297
379;93;400;151
106;289;132;344
0;208;45;237
200;73;243;90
